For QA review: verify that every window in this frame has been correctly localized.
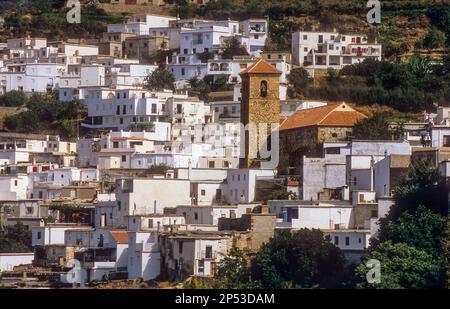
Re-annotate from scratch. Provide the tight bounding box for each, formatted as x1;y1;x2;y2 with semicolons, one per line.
121;155;126;162
443;135;450;147
113;142;119;148
201;189;206;196
371;210;378;218
37;232;41;240
194;212;198;220
303;34;308;40
205;246;212;259
179;242;183;254
334;236;339;245
237;175;240;181
345;237;350;246
260;80;268;97
151;104;157;113
181;68;185;76
304;47;308;52
240;63;247;69
358;238;362;243
198;260;205;273
208;161;215;168
14;180;18;186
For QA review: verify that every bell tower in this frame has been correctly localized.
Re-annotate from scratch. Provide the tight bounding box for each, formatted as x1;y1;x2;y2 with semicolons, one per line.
239;59;281;168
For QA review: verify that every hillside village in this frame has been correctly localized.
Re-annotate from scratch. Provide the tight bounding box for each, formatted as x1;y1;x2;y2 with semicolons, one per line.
0;1;448;289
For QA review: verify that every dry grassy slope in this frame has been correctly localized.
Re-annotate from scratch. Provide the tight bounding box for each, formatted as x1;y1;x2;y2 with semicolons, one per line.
286;13;431;55
98;3;175;17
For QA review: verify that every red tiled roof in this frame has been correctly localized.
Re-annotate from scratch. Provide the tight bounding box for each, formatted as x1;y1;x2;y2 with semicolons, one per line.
240;58;282;75
109;231;128;244
279;103;366;131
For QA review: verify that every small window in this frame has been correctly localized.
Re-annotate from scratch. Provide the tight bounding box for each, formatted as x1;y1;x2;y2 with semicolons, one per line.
201;189;206;196
345;237;350;246
198;259;205;272
37;232;41;240
179;242;183;254
334;236;339;245
121;155;126;162
205;246;212;259
260;80;268;97
194;212;198;220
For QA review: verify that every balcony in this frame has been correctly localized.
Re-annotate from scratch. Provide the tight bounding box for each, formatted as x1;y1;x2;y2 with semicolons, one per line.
200;250;217;260
207;62;231;74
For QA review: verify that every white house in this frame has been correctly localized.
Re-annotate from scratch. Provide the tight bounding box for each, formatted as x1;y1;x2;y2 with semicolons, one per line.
291;31;382;69
115;178;192;226
0;253;34;272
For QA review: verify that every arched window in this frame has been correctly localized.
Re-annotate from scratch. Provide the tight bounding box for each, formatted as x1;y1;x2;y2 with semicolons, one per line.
260;80;268;97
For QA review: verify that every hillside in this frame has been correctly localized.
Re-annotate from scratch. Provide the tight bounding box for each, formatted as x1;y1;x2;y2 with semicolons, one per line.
0;0;448;60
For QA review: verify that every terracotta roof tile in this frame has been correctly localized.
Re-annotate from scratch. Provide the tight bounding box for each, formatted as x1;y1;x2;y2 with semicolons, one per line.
240;59;282;75
109;230;128;244
279;103;366;131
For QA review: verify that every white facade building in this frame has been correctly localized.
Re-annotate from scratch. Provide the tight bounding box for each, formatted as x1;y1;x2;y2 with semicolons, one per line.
292;31;382;69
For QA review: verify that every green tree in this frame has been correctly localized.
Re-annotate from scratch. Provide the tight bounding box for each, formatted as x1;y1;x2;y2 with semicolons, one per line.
381;205;446;259
352;113;402;140
0;90;27;107
188;77;211;101
355;242;444;289
144;67;175;91
215;246;260;288
251;229;349;288
220;37;248;60
0;222;32;253
422;28;447;49
288;67;311;96
390;159;448;221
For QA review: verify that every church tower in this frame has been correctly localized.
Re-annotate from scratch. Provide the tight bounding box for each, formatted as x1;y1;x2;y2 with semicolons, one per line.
239;59;281;168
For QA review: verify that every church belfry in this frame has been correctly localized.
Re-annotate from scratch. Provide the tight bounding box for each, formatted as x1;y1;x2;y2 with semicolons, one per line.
239;59;281;168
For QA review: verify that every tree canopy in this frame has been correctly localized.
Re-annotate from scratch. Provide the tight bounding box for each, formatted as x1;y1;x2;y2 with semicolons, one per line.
0;222;32;253
3;92;82;138
352;112;404;141
355;241;443;289
144;67;175;92
251;229;350;288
